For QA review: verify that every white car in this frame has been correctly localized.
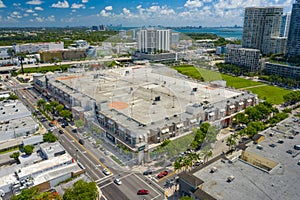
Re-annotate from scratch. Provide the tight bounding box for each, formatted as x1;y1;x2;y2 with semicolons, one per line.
114;178;122;185
102;169;111;176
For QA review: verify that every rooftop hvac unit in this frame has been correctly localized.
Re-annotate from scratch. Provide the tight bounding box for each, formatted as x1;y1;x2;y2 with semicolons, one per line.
227;175;235;182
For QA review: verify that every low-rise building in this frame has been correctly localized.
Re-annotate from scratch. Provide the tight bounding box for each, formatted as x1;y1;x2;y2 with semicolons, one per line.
0;100;39;142
13;42;64;54
40;49;87;63
264;62;300;80
225;45;262;73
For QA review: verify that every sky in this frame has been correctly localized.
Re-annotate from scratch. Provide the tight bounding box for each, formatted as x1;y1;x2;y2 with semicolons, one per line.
0;0;294;27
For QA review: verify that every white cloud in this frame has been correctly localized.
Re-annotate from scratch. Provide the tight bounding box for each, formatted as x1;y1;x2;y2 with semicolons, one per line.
0;0;6;8
34;6;44;11
33;13;38;16
26;9;35;13
105;6;113;11
184;0;203;8
82;0;88;3
100;10;111;17
90;6;95;9
51;0;69;8
48;15;55;22
26;0;43;5
24;13;29;17
71;3;85;9
13;3;21;7
123;8;131;15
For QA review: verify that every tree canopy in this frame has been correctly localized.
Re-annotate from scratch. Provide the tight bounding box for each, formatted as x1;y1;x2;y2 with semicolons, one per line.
63;180;98;200
23;145;34;155
43;132;58;143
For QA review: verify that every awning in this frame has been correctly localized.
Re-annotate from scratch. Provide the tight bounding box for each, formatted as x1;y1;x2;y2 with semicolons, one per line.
239;102;244;106
220;109;226;112
190;119;197;124
176;123;184;128
161;128;169;134
247;99;252;102
229;105;235;109
107;119;114;125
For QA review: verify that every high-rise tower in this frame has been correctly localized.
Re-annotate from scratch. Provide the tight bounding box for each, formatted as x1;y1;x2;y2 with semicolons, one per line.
242;7;283;55
286;0;300;58
137;29;170;54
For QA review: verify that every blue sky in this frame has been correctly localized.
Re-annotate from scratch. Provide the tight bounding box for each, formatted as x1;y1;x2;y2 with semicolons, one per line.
0;0;294;27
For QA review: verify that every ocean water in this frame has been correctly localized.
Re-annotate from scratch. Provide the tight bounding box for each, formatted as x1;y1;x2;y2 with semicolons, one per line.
112;27;243;40
175;27;243;39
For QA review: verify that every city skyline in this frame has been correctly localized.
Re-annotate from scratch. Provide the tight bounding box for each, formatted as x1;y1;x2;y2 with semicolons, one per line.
0;0;294;27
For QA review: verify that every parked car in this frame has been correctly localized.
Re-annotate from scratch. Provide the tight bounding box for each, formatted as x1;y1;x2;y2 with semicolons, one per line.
49;122;54;127
137;189;149;195
58;130;64;134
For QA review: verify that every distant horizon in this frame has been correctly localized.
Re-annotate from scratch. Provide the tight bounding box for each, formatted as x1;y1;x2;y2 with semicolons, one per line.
0;25;243;29
0;0;293;27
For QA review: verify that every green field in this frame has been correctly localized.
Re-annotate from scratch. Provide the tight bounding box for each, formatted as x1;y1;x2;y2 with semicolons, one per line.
172;65;291;105
246;85;291;105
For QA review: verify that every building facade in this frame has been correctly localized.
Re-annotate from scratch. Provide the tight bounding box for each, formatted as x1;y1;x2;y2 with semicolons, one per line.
280;12;291;37
242;7;283;55
286;0;300;58
225;45;262;73
13;42;64;54
137;29;170;54
264;62;300;80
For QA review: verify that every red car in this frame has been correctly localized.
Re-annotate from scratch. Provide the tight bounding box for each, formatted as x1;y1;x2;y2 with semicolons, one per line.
157;170;168;179
137;189;149;195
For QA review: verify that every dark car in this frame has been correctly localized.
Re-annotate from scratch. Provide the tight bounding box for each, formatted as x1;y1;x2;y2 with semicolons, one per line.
59;130;64;134
49;122;54;127
79;139;84;145
143;170;153;175
137;189;149;195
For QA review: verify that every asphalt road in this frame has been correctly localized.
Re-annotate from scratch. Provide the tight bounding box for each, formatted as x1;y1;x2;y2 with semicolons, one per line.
98;172;163;200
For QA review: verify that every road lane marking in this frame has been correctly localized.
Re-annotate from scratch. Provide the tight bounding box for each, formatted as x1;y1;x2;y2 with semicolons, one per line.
133;174;161;199
99;172;133;189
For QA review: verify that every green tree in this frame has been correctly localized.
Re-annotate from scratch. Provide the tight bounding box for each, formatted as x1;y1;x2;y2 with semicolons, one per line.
56;104;64;113
43;132;58;143
60;110;72;120
63;180;98;200
8;93;18;100
12;188;39;200
44;104;52;113
226;136;236;150
10;152;20;161
75;119;85;129
23;145;34;155
37;99;46;109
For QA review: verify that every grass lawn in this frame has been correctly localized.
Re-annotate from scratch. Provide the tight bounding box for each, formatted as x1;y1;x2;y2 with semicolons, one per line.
246;85;291;105
172;65;291;105
173;65;264;89
17;64;70;74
